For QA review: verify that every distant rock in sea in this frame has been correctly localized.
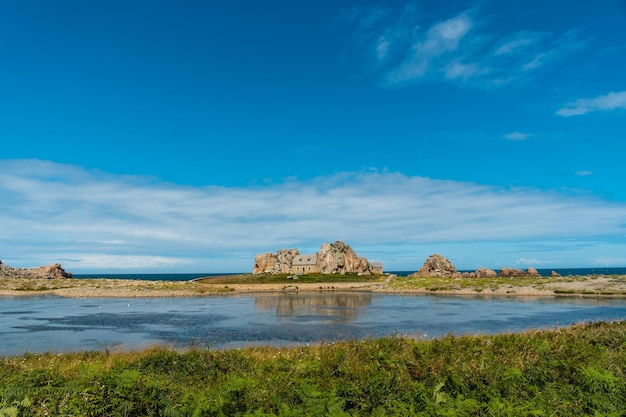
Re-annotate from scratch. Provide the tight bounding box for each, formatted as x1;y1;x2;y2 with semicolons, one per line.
0;259;72;279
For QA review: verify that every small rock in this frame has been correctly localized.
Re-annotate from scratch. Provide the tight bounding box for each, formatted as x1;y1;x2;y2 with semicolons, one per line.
527;267;541;277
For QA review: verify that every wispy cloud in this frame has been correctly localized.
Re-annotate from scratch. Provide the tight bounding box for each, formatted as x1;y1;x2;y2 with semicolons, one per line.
593;257;626;267
385;12;473;84
575;170;593;177
556;91;626;116
503;132;532;141
494;31;543;56
345;6;587;89
1;160;626;272
514;257;552;266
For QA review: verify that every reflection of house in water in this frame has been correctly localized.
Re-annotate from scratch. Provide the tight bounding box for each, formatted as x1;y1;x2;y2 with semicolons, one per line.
292;254;317;274
254;292;373;322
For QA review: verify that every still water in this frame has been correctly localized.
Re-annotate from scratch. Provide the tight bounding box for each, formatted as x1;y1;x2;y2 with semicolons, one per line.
1;292;625;356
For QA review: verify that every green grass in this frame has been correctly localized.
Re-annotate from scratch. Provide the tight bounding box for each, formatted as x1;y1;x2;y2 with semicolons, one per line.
388;274;626;296
1;321;625;416
554;289;578;294
390;275;560;292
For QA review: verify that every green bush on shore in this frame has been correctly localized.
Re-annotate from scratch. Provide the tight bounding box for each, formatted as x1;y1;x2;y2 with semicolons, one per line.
1;321;625;416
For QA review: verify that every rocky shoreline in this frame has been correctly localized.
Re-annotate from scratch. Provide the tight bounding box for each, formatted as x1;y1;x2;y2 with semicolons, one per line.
2;257;626;299
0;259;72;279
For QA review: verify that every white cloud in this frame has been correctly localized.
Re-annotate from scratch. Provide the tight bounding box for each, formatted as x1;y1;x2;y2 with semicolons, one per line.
593;257;626;267
495;32;542;55
420;13;472;54
514;258;551;266
575;170;593;177
376;37;390;61
1;160;626;272
346;6;587;89
556;91;626;116
444;61;484;80
503;132;532;141
61;254;191;270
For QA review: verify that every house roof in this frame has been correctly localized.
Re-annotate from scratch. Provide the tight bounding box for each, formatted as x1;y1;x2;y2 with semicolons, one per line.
292;254;317;266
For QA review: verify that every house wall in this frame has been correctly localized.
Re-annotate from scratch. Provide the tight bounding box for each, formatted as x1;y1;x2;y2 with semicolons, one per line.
292;254;318;274
292;264;318;274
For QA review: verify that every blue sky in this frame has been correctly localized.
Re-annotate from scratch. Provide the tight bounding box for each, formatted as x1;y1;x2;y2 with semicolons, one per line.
1;0;626;273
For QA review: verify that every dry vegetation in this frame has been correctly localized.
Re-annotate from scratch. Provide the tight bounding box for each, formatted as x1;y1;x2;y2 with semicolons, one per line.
2;273;626;298
387;274;626;297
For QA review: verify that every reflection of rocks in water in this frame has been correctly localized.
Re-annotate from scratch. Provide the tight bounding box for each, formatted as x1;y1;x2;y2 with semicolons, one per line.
254;292;372;322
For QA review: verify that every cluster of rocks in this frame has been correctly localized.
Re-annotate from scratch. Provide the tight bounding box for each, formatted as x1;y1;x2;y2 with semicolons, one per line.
253;249;300;275
0;260;72;279
409;254;554;278
253;240;373;275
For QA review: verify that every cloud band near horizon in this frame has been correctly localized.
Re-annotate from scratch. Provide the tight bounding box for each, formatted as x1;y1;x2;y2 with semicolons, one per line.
1;160;625;272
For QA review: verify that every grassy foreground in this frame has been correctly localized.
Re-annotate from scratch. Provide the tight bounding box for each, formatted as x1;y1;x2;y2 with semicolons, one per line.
1;322;625;416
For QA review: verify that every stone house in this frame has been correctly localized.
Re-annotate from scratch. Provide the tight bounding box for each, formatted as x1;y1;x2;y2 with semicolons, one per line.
292;254;318;274
370;261;383;274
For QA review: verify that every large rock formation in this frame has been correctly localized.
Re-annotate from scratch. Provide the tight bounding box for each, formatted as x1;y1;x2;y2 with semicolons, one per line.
317;241;371;275
0;260;72;279
253;249;299;274
252;241;373;275
409;254;460;278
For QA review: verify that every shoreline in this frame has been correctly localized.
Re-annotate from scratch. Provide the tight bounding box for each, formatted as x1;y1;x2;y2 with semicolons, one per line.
1;274;626;298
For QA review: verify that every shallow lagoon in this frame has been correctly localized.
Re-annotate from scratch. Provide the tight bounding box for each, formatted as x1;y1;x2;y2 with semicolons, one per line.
1;292;625;355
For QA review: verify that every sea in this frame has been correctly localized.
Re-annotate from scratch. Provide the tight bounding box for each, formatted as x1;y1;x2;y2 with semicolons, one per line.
72;268;626;281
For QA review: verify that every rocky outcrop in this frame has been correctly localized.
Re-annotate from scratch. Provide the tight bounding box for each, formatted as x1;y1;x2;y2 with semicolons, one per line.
498;267;541;278
551;270;561;277
462;267;498;278
317;241;371;275
0;260;72;279
253;249;300;274
498;268;525;277
407;254;548;279
409;254;460;278
252;241;373;275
